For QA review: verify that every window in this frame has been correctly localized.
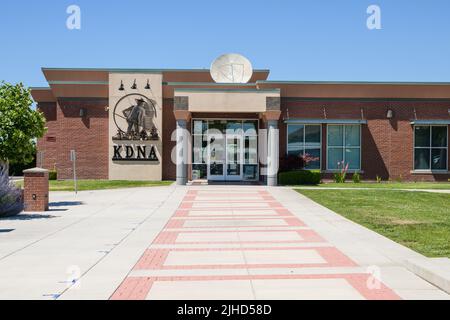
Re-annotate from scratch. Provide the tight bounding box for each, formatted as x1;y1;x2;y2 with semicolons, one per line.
327;125;361;170
414;126;448;171
287;124;321;169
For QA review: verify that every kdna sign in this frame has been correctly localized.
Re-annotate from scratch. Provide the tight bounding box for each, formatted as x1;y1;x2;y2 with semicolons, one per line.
113;144;158;162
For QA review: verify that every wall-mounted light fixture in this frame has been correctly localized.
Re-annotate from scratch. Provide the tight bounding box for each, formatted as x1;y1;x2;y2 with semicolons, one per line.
131;79;137;90
80;108;87;118
448;108;450;115
118;80;125;91
145;79;151;90
386;109;394;119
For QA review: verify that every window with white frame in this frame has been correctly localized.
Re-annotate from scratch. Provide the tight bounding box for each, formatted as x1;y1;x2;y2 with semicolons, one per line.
327;125;361;170
287;124;321;169
414;125;448;171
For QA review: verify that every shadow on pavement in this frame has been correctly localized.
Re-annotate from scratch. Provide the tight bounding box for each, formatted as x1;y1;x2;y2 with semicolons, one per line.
0;229;15;233
49;201;83;207
0;214;58;221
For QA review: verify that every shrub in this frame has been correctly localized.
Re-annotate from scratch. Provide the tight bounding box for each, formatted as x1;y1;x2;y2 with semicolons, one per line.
280;155;304;172
352;172;361;183
279;170;321;185
0;164;23;217
376;175;382;183
333;161;349;183
49;170;57;181
280;153;320;172
333;173;344;183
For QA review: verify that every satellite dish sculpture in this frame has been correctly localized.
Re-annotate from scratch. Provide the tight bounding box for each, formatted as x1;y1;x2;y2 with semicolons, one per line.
210;53;253;84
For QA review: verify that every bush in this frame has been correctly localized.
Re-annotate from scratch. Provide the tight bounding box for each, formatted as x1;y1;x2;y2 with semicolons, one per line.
352;173;361;183
333;172;345;183
49;170;57;181
279;170;321;185
8;155;36;176
280;155;304;172
0;164;23;217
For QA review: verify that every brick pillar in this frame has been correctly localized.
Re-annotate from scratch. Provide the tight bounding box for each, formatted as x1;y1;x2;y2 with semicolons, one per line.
23;168;49;212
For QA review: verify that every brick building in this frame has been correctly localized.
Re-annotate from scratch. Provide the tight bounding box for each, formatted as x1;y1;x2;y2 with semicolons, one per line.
30;62;450;185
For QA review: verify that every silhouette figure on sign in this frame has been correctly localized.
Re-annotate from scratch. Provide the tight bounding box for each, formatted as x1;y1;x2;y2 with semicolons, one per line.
123;98;146;135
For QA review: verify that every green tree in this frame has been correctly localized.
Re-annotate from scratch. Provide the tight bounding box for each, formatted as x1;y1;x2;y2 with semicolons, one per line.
0;82;46;168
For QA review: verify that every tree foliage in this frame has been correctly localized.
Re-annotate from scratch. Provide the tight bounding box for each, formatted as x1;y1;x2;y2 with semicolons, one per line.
0;82;46;165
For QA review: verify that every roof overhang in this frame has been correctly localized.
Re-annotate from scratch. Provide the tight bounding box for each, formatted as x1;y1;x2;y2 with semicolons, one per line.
285;119;367;124
30;87;56;102
257;81;450;99
174;88;280;113
410;120;450;125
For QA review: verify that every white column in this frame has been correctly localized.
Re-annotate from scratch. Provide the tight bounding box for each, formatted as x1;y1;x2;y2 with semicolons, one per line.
267;120;279;186
176;119;188;185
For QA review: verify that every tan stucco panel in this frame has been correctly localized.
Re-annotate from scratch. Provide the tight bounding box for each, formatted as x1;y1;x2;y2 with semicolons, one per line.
175;90;279;113
108;73;163;181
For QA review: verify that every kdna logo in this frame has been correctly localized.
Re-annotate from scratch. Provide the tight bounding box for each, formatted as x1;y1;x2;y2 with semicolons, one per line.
113;145;158;162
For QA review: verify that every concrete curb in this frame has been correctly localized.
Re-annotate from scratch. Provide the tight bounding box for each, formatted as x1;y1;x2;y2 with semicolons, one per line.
404;258;450;294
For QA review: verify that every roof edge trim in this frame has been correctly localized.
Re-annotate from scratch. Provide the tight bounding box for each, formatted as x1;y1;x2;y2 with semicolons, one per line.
285;119;368;124
258;80;450;86
42;67;270;73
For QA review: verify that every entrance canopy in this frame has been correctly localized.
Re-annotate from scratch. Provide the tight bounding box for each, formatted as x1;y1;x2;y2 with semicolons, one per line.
174;88;280;113
173;88;282;186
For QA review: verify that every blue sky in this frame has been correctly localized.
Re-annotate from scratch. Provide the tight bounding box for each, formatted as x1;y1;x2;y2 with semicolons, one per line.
1;0;450;87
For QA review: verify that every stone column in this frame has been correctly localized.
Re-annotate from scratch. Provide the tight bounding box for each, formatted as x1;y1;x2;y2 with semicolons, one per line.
263;98;281;187
176;119;188;185
23;168;49;212
267;120;279;186
174;97;190;186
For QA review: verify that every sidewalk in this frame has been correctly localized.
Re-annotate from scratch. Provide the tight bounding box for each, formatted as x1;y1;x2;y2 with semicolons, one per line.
0;186;185;300
109;186;449;300
1;185;448;300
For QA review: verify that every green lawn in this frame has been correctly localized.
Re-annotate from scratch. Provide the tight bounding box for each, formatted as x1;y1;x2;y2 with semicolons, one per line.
15;180;173;191
312;182;450;190
296;189;450;257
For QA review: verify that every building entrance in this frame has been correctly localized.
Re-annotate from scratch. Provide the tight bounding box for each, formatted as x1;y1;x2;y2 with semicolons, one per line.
192;119;259;182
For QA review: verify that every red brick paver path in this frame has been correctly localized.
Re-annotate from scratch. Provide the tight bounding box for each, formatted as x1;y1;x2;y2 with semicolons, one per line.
111;188;401;300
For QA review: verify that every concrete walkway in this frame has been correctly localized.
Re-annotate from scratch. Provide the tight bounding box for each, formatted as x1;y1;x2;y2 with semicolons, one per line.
0;185;448;300
0;186;185;300
295;186;450;194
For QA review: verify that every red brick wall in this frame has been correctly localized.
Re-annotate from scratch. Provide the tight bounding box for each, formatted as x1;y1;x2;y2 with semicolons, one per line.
280;99;450;181
37;99;109;180
37;102;58;170
37;97;450;182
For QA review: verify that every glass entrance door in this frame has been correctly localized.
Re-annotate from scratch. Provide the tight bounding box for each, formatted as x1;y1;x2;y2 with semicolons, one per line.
207;134;225;181
226;134;243;181
195;119;258;182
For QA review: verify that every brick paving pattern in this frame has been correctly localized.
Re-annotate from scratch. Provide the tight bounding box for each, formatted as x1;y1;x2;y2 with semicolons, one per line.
111;188;401;300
